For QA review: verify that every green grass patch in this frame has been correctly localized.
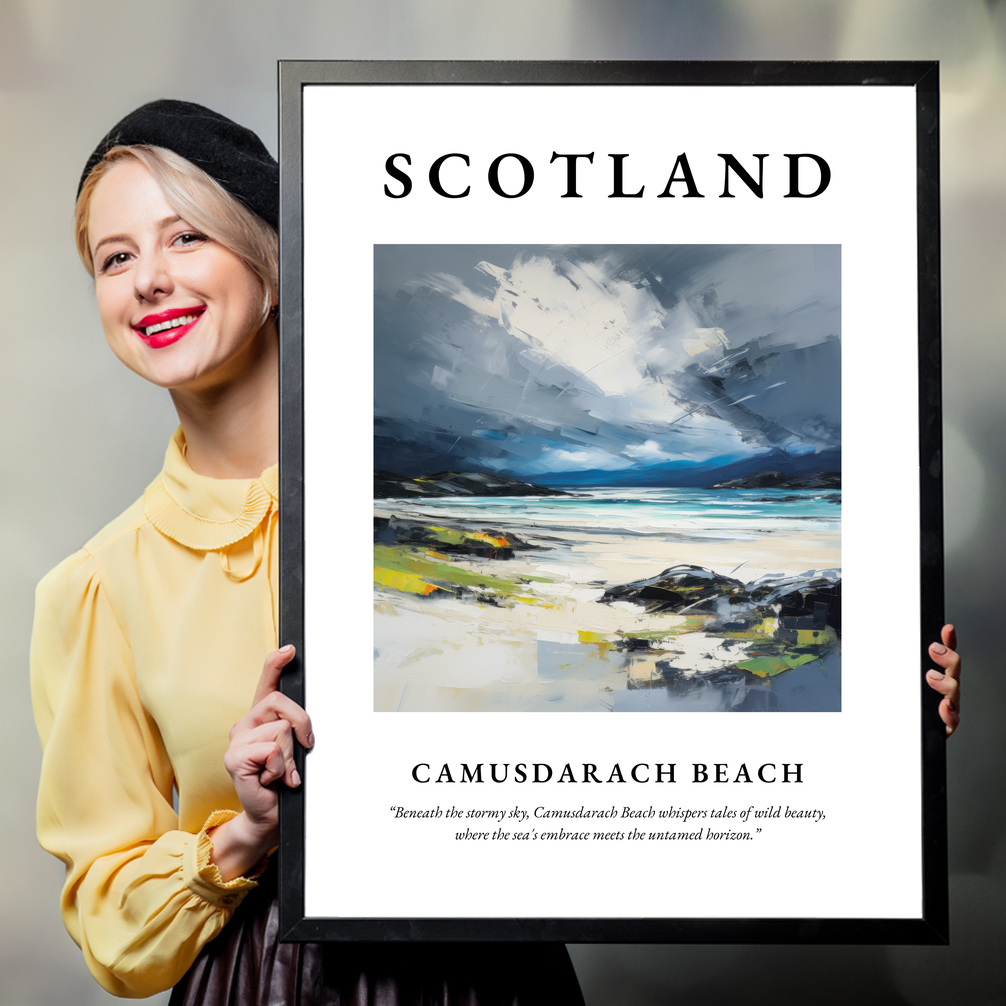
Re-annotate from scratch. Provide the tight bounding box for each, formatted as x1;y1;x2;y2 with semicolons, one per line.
374;543;552;599
734;652;820;678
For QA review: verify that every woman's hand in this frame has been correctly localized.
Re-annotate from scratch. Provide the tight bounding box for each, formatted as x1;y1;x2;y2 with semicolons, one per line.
926;624;961;738
209;645;314;881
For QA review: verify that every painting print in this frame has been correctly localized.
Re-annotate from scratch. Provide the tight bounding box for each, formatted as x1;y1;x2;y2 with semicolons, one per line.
374;244;840;713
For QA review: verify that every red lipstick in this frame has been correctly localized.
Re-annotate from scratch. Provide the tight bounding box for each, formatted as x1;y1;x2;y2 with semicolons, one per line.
132;306;206;349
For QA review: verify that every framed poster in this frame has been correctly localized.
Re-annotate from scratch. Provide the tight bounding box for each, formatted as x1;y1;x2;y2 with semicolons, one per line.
277;61;946;943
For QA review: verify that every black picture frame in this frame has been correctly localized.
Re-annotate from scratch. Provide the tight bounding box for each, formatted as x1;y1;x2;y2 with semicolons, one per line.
277;60;945;944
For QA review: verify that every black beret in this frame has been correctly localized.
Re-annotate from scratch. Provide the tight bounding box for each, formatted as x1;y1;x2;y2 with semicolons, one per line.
78;99;278;228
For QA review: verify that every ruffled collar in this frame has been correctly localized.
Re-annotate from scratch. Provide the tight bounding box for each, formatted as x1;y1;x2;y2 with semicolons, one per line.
143;428;278;551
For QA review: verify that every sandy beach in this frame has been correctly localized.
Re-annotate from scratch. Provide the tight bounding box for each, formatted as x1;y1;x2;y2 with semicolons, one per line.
374;502;841;713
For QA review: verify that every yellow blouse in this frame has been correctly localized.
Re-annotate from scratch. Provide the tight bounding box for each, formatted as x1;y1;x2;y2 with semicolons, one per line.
31;428;279;998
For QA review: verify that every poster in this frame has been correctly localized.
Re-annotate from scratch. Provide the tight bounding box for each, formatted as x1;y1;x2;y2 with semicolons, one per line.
278;62;945;942
372;241;841;714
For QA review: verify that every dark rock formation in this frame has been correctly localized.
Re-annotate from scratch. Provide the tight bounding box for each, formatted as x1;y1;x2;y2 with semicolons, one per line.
602;564;842;635
374;516;545;560
375;470;572;499
707;470;841;490
602;564;747;613
746;570;842;634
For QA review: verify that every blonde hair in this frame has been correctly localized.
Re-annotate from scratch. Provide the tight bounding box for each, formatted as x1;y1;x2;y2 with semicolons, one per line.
75;145;278;322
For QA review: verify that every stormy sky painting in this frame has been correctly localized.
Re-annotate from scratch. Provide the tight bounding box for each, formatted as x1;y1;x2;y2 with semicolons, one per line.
374;244;840;487
374;245;841;714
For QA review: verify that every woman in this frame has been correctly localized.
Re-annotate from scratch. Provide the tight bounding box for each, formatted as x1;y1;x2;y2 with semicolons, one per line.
33;99;962;1003
31;100;586;1003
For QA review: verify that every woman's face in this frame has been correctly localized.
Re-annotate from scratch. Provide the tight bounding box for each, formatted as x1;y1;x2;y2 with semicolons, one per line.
87;158;270;393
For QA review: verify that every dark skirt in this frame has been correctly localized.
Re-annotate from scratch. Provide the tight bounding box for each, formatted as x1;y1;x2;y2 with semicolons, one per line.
169;870;585;1006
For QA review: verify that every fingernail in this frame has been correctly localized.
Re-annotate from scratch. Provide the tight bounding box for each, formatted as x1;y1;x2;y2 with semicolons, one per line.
931;643;947;654
927;669;944;680
292;768;301;787
280;644;295;654
306;732;315;748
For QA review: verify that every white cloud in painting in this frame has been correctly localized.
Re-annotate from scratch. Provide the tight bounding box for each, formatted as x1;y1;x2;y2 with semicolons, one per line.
621;415;751;463
625;439;677;463
425;271;496;318
431;365;455;390
530;446;635;473
428;255;671;402
682;327;730;356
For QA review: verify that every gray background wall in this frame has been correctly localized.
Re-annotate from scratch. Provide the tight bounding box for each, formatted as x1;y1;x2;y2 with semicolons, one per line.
1;2;1002;1003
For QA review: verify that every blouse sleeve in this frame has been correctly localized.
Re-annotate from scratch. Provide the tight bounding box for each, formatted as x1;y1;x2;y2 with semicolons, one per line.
31;549;262;998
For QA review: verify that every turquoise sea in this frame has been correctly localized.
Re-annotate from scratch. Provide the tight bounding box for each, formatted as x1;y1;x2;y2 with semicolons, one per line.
377;487;841;538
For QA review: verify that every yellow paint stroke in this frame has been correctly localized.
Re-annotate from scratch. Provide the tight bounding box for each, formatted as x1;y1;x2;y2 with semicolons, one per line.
720;617;781;640
578;629;615;659
427;525;513;549
471;531;511;548
795;628;826;647
374;566;441;596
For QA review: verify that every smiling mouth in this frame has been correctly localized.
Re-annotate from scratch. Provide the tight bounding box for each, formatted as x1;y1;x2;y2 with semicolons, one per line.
142;313;199;337
134;307;206;338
